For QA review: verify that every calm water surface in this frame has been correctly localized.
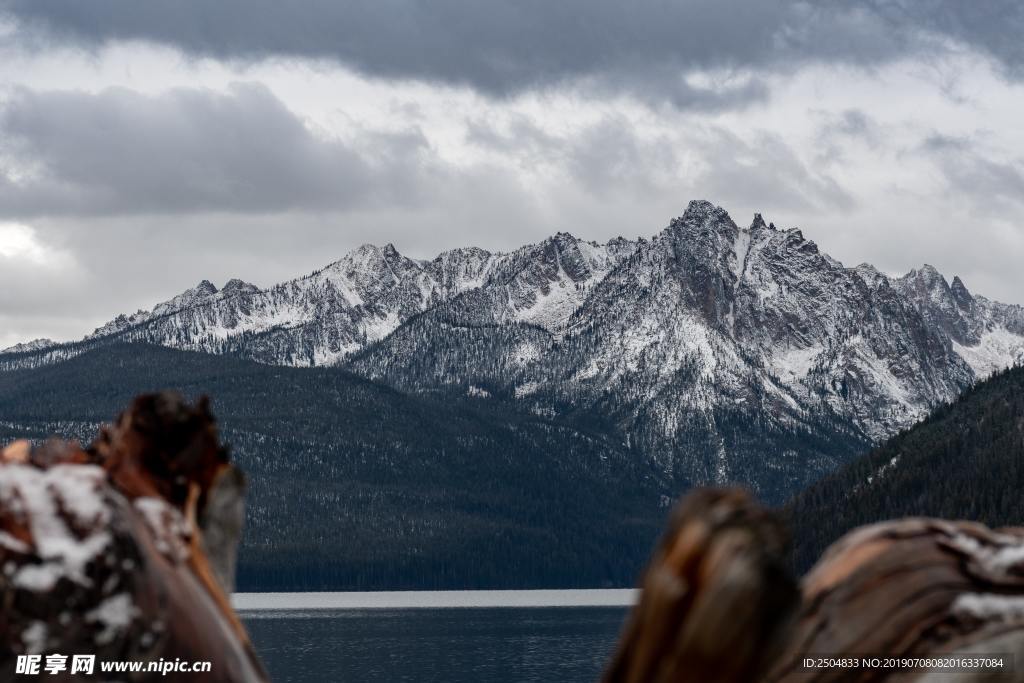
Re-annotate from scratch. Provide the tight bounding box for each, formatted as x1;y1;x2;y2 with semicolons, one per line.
242;606;629;682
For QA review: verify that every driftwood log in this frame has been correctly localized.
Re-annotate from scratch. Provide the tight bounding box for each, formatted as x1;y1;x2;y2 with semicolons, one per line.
604;488;800;683
607;488;1024;682
0;393;267;682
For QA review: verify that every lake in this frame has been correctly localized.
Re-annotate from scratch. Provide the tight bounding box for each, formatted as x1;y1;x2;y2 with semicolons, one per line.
236;590;636;682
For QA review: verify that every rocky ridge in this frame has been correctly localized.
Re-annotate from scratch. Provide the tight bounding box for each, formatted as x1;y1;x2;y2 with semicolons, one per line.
3;201;1021;498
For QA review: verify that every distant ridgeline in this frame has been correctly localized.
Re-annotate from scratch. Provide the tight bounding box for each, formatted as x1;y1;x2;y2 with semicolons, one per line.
787;363;1024;574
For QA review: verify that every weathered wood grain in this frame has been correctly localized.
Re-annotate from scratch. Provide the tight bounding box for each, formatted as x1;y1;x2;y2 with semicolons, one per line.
604;488;800;683
611;488;1024;683
0;393;267;682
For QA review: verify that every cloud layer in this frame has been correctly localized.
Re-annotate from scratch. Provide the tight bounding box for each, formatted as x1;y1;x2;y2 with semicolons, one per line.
0;83;444;216
0;1;1022;346
5;1;1024;103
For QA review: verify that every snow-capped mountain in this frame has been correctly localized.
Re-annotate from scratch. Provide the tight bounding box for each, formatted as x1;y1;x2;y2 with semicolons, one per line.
894;265;1024;378
0;338;56;354
3;201;1021;499
353;203;1020;430
1;231;640;367
347;201;1020;494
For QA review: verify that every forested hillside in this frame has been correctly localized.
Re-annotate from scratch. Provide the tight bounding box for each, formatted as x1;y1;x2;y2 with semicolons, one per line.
5;343;1022;589
787;364;1024;573
0;343;667;591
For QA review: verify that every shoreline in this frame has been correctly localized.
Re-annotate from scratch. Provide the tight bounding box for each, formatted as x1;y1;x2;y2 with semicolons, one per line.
232;588;639;611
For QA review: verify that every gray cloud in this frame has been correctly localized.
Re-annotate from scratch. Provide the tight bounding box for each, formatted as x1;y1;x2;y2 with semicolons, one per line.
1;83;853;224
812;108;882;165
464;111;856;214
920;133;1024;214
0;82;437;217
885;0;1024;78
466;113;680;197
5;1;1022;105
690;127;855;214
825;110;877;142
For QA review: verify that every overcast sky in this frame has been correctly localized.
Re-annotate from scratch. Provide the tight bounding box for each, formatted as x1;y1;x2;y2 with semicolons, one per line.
0;1;1022;347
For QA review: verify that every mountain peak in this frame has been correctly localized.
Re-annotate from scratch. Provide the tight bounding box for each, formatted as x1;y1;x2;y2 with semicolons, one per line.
853;263;890;289
950;275;974;309
548;232;584;251
351;243;386;257
432;245;493;264
348;242;408;261
195;279;219;295
221;278;260;296
681;199;727;222
339;243;413;273
147;279;221;319
900;264;945;285
902;266;955;302
1;338;56;354
666;200;738;242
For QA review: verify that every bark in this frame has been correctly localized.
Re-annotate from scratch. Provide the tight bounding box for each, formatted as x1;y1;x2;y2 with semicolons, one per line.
0;392;267;683
609;488;1024;683
604;488;800;683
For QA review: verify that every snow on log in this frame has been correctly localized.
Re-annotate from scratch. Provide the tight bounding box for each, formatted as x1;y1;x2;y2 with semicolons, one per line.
0;393;267;682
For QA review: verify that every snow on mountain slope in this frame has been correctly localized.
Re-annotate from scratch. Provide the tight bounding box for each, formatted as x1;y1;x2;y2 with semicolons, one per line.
0;338;56;354
470;232;636;333
4;200;1022;502
3;201;1021;443
953;327;1024;380
894;266;1024;379
2;234;636;367
535;203;973;440
339;201;1022;499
